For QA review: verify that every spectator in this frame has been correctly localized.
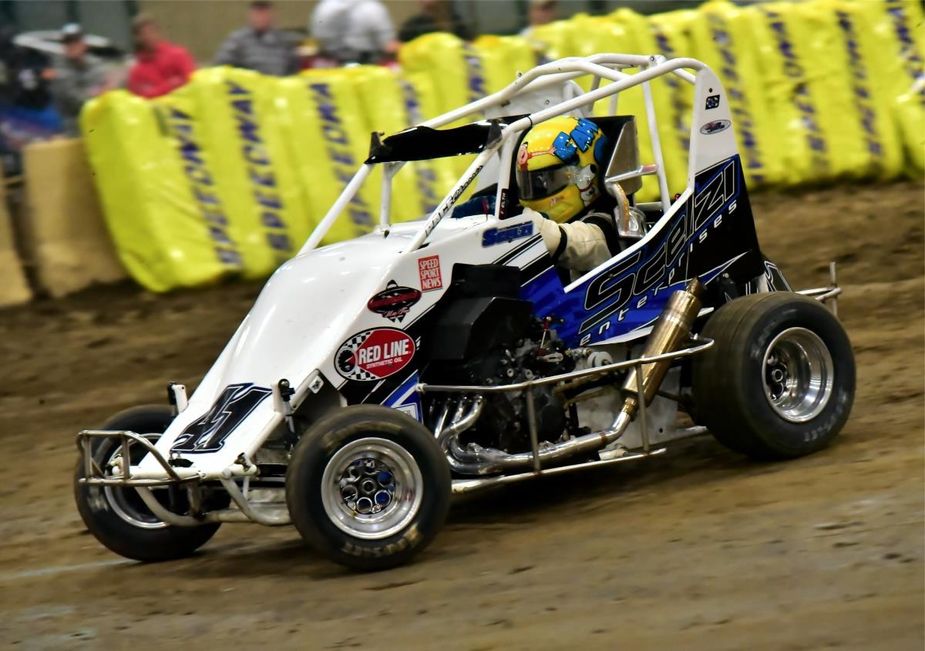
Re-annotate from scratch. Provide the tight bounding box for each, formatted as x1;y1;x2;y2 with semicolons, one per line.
0;26;61;175
127;14;196;98
214;0;298;76
310;0;398;65
46;24;119;135
398;0;473;43
521;0;558;37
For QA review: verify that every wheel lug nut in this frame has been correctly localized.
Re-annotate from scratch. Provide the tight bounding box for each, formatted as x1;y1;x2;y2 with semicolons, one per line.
374;490;392;507
356;497;373;514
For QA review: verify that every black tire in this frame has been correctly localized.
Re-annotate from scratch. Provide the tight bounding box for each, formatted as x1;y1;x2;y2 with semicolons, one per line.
692;292;855;460
286;405;451;571
74;405;222;562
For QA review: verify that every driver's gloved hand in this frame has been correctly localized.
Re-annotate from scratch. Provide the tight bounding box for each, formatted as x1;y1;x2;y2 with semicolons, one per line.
451;193;496;218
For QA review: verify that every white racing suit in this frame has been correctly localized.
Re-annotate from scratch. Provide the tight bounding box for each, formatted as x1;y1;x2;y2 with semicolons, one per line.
523;207;620;276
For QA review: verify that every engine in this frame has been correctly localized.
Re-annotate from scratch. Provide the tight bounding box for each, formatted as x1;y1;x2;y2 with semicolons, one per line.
422;264;578;455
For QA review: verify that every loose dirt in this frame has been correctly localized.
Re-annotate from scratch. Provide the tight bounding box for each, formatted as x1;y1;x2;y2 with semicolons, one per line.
0;181;922;650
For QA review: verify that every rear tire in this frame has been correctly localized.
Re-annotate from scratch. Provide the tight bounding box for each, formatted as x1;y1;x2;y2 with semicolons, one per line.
74;405;222;562
286;406;451;571
692;293;855;460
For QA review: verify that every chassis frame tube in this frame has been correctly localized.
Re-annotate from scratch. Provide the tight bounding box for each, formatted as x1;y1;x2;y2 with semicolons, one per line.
418;337;714;395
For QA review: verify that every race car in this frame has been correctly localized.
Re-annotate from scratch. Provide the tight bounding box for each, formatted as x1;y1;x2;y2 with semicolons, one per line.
75;53;855;570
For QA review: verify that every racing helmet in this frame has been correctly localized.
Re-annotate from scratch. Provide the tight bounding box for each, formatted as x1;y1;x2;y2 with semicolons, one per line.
516;116;608;223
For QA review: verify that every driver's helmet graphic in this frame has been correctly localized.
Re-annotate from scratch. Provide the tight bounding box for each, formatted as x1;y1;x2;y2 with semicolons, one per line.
516;116;609;223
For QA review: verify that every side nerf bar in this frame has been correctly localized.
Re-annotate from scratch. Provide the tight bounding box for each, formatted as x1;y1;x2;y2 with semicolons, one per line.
797;261;841;316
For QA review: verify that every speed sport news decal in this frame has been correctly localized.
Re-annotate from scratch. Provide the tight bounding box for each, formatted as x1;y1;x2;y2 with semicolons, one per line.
335;328;416;382
417;255;443;291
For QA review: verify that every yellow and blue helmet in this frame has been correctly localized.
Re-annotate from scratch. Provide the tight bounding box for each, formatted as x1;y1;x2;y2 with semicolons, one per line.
516;116;608;223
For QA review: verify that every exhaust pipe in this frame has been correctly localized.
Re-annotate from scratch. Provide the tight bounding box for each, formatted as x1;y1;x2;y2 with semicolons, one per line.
446;279;705;475
620;277;704;418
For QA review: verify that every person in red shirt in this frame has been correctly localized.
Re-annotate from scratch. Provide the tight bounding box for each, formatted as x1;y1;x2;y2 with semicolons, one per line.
127;14;196;98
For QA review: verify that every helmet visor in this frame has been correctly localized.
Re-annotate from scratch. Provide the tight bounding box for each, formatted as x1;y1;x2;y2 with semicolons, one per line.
516;164;578;201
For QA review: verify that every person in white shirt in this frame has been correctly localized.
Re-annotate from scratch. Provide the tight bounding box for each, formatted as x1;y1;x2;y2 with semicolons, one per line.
310;0;398;65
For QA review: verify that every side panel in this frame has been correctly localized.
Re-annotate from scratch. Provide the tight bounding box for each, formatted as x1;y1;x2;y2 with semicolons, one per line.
519;65;764;347
522;155;764;347
333;219;548;411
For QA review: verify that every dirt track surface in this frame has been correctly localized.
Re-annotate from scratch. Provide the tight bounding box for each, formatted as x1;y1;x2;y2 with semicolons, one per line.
0;181;922;649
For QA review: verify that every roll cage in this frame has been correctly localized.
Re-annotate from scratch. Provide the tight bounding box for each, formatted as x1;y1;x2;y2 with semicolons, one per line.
298;53;705;258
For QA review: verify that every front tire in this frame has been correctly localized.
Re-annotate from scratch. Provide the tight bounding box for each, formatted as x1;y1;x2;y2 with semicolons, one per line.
74;405;222;562
692;293;855;460
286;406;451;571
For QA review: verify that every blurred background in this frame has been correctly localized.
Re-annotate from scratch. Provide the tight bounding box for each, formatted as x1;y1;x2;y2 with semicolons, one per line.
2;1;708;56
0;0;920;302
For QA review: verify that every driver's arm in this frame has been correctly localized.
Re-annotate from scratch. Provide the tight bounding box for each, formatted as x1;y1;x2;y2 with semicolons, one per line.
524;208;612;271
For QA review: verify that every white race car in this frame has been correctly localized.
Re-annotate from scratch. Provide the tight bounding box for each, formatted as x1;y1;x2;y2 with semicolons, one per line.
75;54;855;570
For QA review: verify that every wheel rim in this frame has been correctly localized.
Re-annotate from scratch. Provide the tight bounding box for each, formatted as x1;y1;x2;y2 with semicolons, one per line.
762;327;835;423
320;437;423;541
102;438;168;530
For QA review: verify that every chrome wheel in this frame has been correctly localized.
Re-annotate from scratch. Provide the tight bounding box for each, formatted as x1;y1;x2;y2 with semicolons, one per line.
762;327;834;423
102;438;167;530
321;437;423;540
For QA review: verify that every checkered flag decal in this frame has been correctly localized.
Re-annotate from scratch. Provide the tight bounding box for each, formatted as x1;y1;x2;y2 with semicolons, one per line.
336;331;376;381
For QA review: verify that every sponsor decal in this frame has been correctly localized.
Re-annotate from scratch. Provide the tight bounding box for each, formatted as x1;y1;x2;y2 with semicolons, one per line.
498;187;511;219
835;10;885;163
699;119;731;135
308;82;374;228
417;255;443;291
399;80;441;214
462;43;487;103
578;157;739;341
762;7;830;173
425;165;484;237
482;222;534;247
705;94;721;110
162;107;242;269
336;328;416;382
885;1;923;94
367;281;422;323
652;28;691;154
226;81;292;257
707;14;765;184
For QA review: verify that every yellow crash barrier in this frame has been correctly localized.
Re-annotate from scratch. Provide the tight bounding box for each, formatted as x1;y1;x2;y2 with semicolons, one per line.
21;138;125;298
72;0;920;296
0;179;31;306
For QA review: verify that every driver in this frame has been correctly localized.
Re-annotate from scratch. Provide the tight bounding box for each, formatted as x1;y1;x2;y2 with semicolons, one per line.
454;116;624;274
516;115;620;274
